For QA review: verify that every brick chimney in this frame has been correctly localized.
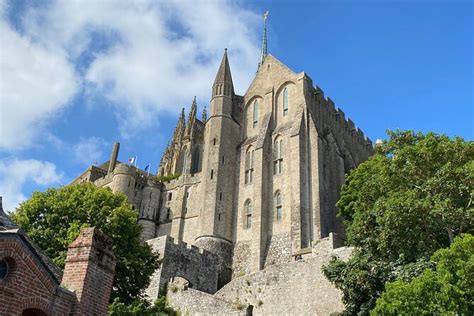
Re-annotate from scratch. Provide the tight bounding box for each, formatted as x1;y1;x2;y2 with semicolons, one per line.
61;227;116;315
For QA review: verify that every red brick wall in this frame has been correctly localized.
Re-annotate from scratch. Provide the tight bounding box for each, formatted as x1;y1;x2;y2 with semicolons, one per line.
61;227;116;315
0;237;74;316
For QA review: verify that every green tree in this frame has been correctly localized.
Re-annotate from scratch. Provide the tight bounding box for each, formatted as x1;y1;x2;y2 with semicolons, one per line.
108;288;177;315
11;183;160;305
372;234;474;315
323;130;474;315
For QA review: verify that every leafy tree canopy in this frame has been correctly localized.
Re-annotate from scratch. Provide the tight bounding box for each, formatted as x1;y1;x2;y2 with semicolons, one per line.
11;183;160;305
323;130;474;315
372;233;474;315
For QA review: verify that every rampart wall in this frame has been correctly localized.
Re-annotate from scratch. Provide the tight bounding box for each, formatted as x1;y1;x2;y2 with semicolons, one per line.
145;235;220;302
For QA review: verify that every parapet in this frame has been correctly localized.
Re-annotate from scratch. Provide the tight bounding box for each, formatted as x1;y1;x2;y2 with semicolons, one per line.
113;163;137;177
311;85;373;150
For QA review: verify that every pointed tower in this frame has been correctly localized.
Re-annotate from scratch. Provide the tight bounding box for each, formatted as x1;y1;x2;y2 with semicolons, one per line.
186;96;197;136
258;11;269;70
210;49;234;116
195;49;240;288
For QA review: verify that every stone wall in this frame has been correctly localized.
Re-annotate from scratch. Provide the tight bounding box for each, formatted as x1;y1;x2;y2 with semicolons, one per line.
168;283;246;316
145;236;221;301
262;232;291;268
168;235;353;315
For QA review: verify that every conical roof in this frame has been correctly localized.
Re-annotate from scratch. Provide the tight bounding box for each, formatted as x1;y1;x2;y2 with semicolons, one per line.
213;49;234;89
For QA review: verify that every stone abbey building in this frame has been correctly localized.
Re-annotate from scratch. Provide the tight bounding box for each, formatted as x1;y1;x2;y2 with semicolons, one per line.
73;36;373;313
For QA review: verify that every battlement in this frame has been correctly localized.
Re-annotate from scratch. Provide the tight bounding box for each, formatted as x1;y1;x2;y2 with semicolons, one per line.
145;235;221;300
311;87;373;149
166;236;216;259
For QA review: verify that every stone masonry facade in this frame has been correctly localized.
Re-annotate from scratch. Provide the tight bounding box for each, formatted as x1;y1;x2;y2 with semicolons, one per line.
72;49;372;313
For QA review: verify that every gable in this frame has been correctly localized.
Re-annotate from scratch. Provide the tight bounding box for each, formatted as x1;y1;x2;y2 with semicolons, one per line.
244;55;299;99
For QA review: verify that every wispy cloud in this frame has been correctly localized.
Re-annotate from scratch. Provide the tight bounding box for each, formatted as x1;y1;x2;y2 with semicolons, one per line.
72;137;107;166
0;0;260;150
0;158;63;212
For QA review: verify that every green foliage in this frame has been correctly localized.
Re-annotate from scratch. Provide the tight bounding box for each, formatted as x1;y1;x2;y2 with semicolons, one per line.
372;234;474;315
157;173;181;182
108;295;177;315
323;130;474;315
11;183;160;304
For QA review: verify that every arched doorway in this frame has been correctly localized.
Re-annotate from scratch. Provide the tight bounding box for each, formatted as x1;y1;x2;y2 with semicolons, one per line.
22;308;47;316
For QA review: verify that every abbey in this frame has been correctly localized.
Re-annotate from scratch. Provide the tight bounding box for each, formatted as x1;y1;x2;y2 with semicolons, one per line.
73;42;372;313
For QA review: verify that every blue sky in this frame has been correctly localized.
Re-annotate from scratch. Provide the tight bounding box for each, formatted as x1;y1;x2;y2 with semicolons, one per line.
0;0;472;212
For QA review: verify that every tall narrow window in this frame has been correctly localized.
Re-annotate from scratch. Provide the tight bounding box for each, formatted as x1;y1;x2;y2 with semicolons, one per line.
211;169;214;179
253;100;259;128
245;148;254;184
273;138;283;174
166;208;171;220
275;192;282;221
244;200;252;229
182;152;188;174
283;87;289;116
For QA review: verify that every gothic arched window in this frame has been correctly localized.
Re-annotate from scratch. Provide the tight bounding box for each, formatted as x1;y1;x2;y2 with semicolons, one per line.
283;87;289;116
191;147;200;173
275;191;282;221
182;154;188;174
244;200;252;229
273;138;283;175
253;99;259;128
245;147;255;184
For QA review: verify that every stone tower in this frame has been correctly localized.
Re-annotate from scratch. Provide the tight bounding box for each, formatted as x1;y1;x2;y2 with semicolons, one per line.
195;49;239;285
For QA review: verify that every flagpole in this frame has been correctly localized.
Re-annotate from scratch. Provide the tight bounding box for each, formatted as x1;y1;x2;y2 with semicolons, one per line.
135;156;138;168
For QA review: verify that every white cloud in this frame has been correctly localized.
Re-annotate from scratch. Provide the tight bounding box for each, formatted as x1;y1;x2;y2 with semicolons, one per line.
72;137;107;165
0;0;260;145
0;158;63;212
0;17;79;151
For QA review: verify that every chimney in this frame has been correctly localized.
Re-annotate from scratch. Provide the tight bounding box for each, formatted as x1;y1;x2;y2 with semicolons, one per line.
61;227;116;315
107;142;120;174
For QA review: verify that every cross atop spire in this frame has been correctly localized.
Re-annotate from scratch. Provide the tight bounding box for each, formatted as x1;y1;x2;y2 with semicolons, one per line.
258;11;269;70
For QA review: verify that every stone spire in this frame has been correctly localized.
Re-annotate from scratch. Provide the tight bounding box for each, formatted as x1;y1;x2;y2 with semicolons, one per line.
172;108;186;142
186;97;197;136
258;11;269;70
212;49;234;98
201;106;207;122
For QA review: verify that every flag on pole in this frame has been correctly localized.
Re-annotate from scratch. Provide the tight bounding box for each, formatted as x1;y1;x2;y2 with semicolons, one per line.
128;156;136;165
144;163;151;176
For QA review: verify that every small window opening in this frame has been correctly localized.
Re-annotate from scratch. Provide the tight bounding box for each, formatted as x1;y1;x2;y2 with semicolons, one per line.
167;209;171;220
213;138;217;146
168;192;172;200
283;87;289;116
273;139;283;175
253;100;259;128
222;155;225;165
219;192;223;201
244;149;254;184
275;192;283;221
0;259;9;280
211;169;214;179
244;200;252;229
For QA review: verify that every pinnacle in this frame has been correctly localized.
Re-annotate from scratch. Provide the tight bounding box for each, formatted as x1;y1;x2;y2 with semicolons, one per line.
213;49;234;88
